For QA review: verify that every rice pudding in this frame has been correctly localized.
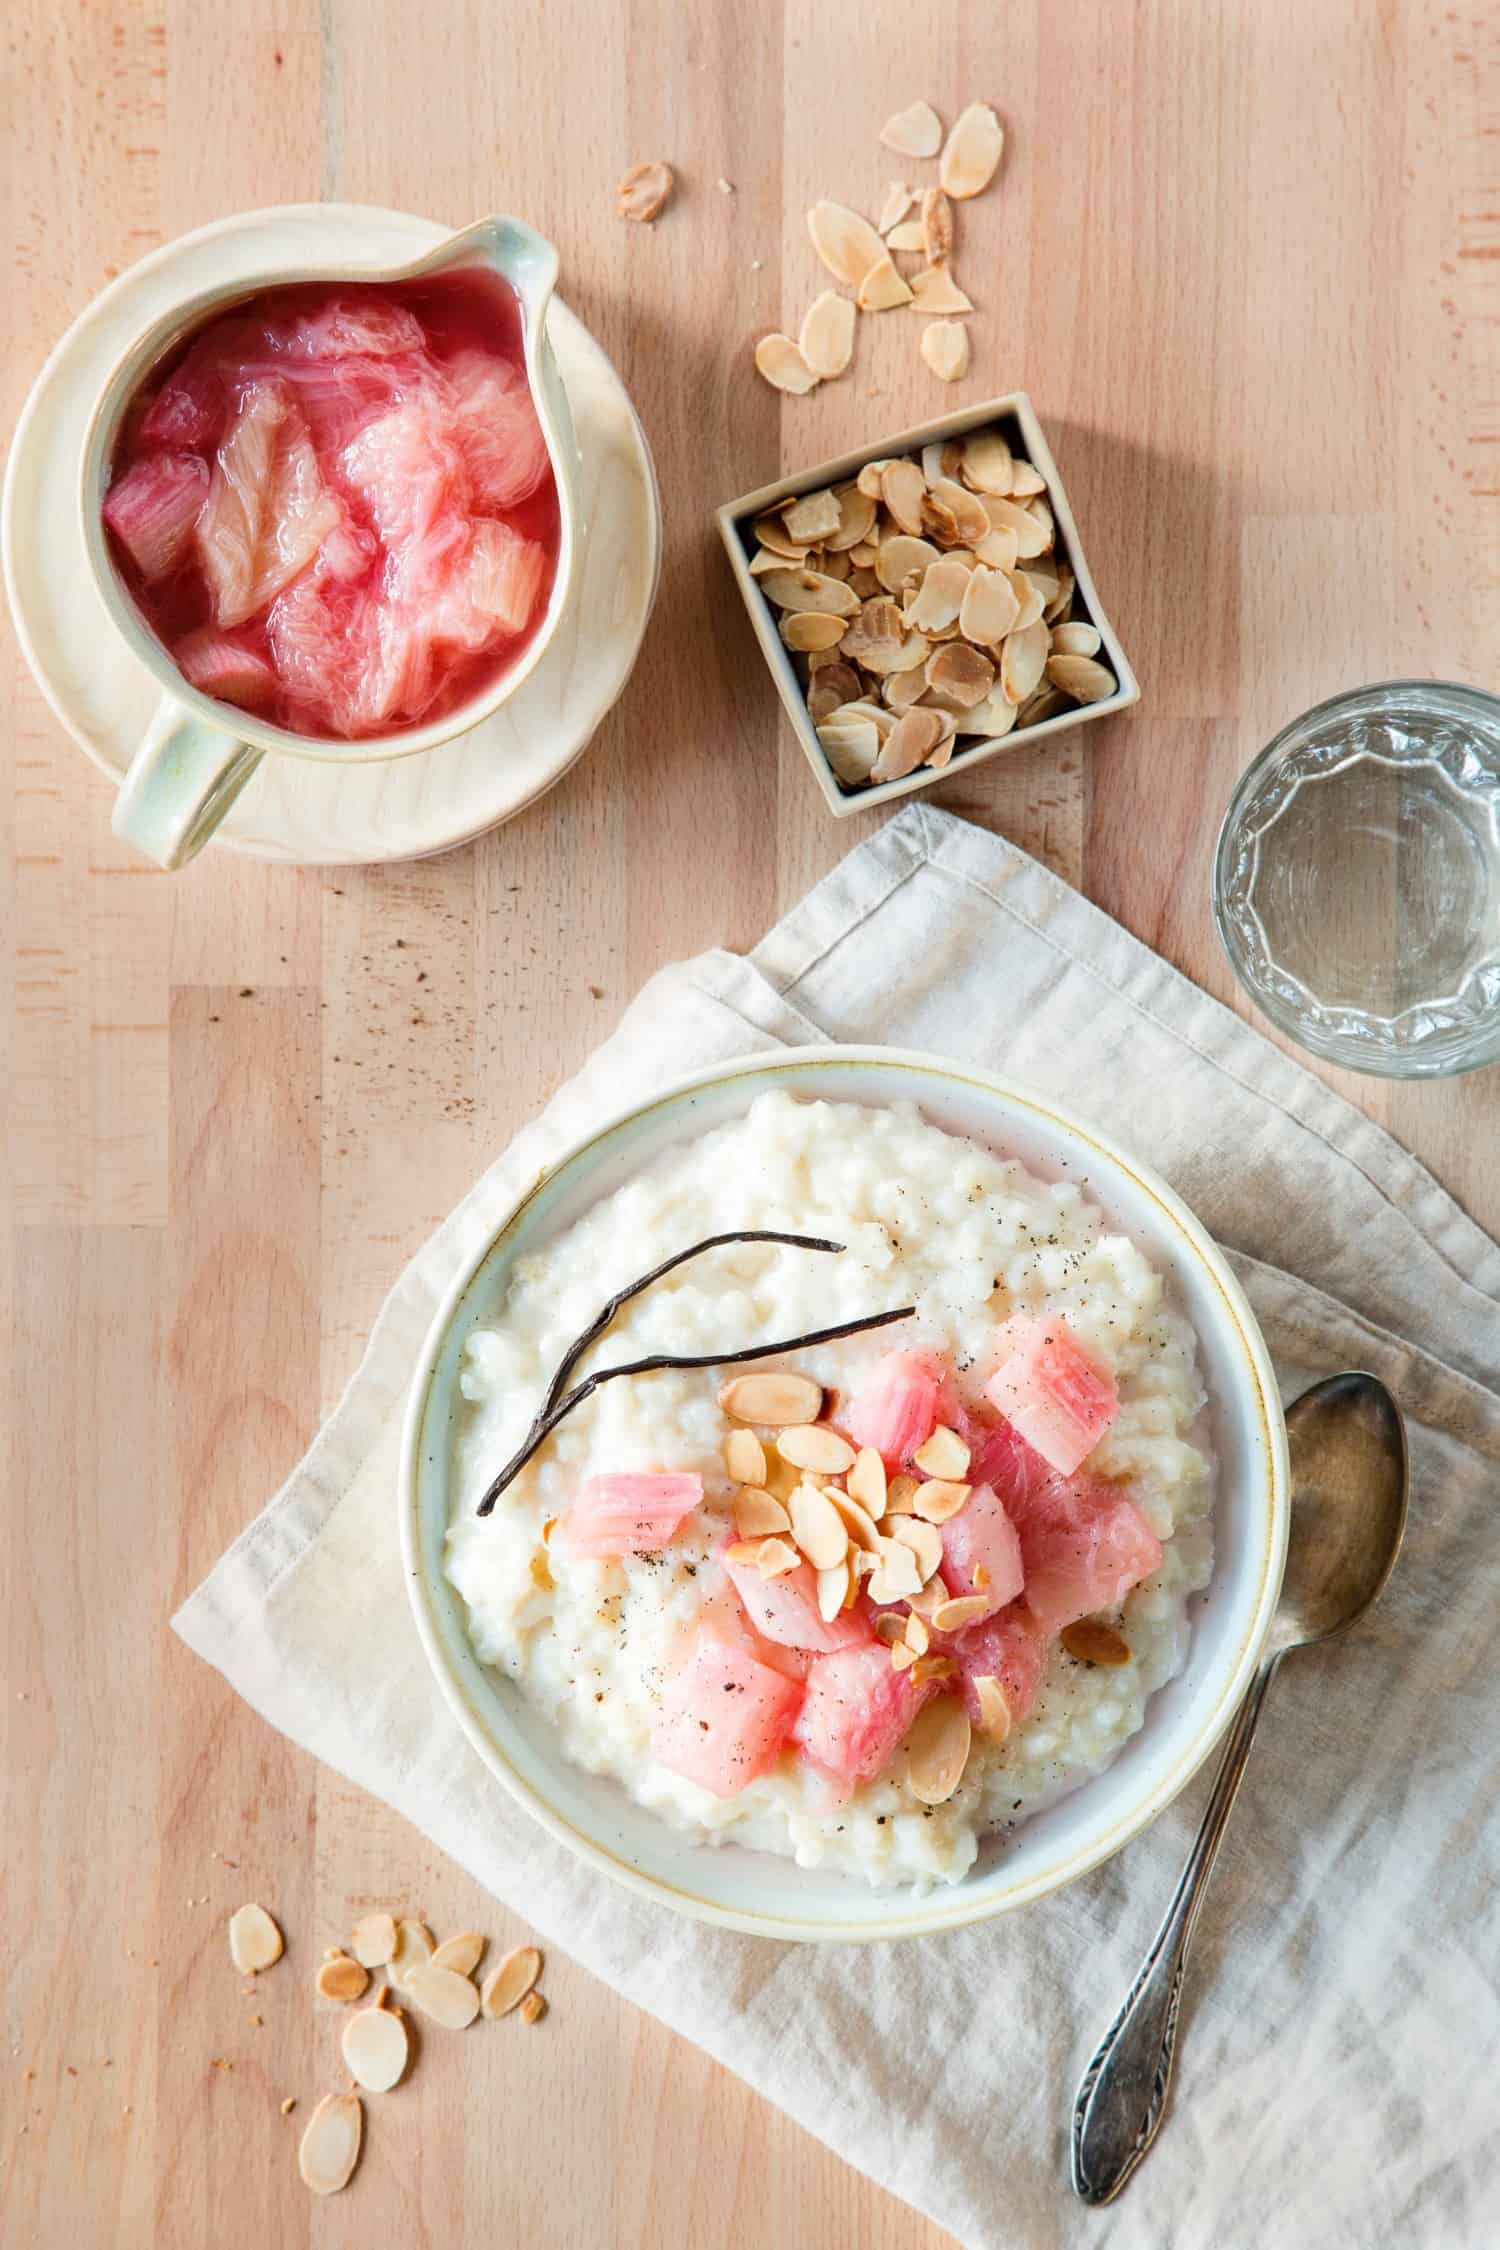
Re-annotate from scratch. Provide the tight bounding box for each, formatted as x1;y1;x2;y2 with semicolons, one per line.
445;1091;1215;1891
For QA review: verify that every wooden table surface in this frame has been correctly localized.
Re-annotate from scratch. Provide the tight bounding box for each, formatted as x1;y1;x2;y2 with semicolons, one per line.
4;2;1495;2242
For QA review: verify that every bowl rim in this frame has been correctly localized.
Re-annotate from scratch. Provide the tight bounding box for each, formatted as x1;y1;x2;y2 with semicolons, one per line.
398;1044;1289;1942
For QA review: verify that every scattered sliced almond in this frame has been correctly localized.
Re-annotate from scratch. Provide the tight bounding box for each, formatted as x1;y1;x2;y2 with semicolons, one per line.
931;1593;991;1634
519;1990;548;2026
1050;620;1102;658
782;611;848;653
776;1423;856;1474
826;1487;882;1550
481;1945;542;2020
920;320;970;381
758;567;861;618
734;1486;791;1538
939;103;1004;199
1018;684;1072;728
617;159;675;224
754;512;812;560
880;100;943;159
867;1534;924;1603
874;1611;907;1646
725;1428;768;1486
298;2093;363;2196
1060;1619;1132;1667
857;255;914;311
806;660;862;721
912;1478;971;1523
911;1654;957;1686
887;1515;944;1581
349;1913;396;1970
904;1612;931;1657
807;199;887;288
1045;653;1118;703
905;554;971;633
819;716;882;785
962;431;1014;494
847;1445;888;1519
228;1904;283;1976
891;1638;918;1672
960;689;1019;739
797;292;856;380
878;183;915;234
914;1425;971;1479
403;1962;481;2031
872;705;944;783
928;477;989;544
926;641;995;711
958;564;1021;647
431;1932;485;1978
342;2002;408;2093
754;334;820;396
885;220;928;253
880;458;928;536
919;187;954;266
755;1535;802;1577
782;488;842;544
825;483;878;552
907;1573;952;1620
720;1371;823;1426
884;1473;920;1515
1001;619;1050;705
1010;459;1048;499
816;1559;852;1621
905;1697;973;1806
973;1675;1012;1741
387;1918;434;1989
316;1952;369;2005
789;1482;849;1570
856;458;895;498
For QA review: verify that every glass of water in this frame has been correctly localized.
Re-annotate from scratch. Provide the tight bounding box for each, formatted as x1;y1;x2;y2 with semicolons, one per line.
1213;681;1500;1078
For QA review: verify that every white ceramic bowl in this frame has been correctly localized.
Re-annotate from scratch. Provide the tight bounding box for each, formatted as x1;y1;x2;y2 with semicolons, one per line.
400;1049;1288;1942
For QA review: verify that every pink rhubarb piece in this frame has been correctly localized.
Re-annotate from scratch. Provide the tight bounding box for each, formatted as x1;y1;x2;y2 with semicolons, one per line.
560;1471;702;1559
792;1641;938;1786
846;1348;944;1470
724;1553;873;1656
950;1602;1050;1730
1003;1472;1163;1634
985;1313;1120;1476
175;627;278;712
651;1625;804;1797
938;1482;1025;1620
101;452;210;581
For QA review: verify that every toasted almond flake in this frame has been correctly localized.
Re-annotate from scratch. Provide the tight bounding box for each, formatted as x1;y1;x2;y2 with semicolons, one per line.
1010;459;1047;498
939;102;1004;199
349;1912;396;1969
830;593;901;664
981;495;1048;560
1018;685;1073;729
316;1952;369;2005
919;187;954;266
827;1487;882;1550
431;1933;485;1977
228;1904;283;1976
921;319;970;382
856;255;914;311
777;1423;857;1474
1050;621;1102;658
879;669;924;712
904;1612;931;1657
836;698;897;741
280;2096;297;2115
481;1945;542;2020
818;546;853;582
856;458;896;498
919;490;962;547
782;487;842;543
794;289;856;381
387;1918;435;1989
887;1515;944;1580
342;2002;408;2093
880;99;943;159
782;611;848;653
878;183;915;234
1061;1619;1133;1667
871;705;944;783
884;219;928;253
757;568;861;618
1025;497;1056;550
847;1445;888;1519
974;1675;1012;1741
891;1638;918;1672
907;1574;951;1621
755;1535;802;1577
788;1482;849;1570
734;1487;791;1539
874;1611;907;1646
912;1477;971;1523
806;660;862;722
956;562;1021;647
1025;559;1061;606
914;1425;972;1479
519;1990;548;2026
617;159;675;223
926;640;995;711
911;1654;958;1686
724;1536;766;1565
905;554;972;633
818;716;882;785
880;458;928;536
867;1534;924;1603
1006;571;1044;632
973;1564;991;1591
931;1593;992;1634
403;1963;481;2031
847;538;879;568
957;688;1019;739
825;483;878;552
906;1697;973;1805
885;1473;920;1515
1001;619;1050;705
961;431;1015;495
298;2093;362;2196
1045;566;1077;624
753;333;820;396
816;1558;852;1621
724;1429;768;1486
928;477;989;546
807;199;887;288
753;513;812;560
975;522;1020;572
1046;653;1118;703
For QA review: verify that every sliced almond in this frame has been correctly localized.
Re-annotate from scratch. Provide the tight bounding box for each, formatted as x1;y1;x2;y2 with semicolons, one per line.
1001;619;1050;705
911;1654;958;1686
876;533;942;597
884;667;929;711
959;563;1021;647
973;1675;1012;1741
519;1990;548;2025
755;1535;802;1577
847;538;878;568
760;1443;801;1503
818;716;882;785
753;334;820;396
782;487;842;544
806;671;862;725
749;546;790;578
1046;653;1118;704
807;199;887;288
298;2092;362;2196
880;99;943;159
926;641;995;711
342;2002;408;2093
403;1962;481;2031
856;255;914;312
1061;1619;1132;1667
856;458;896;499
914;1425;972;1479
1025;497;1057;551
878;183;915;234
350;1912;396;1970
874;1611;907;1646
872;705;944;783
912;1478;971;1523
1017;685;1072;729
891;1638;918;1672
887;1515;944;1581
958;689;1020;739
920;320;970;382
928;477;989;545
907;1572;952;1619
795;291;856;381
387;1917;435;1988
1050;621;1102;658
777;1423;857;1474
756;568;860;618
975;522;1020;573
919;187;955;265
825;483;878;552
816;1559;852;1622
931;1593;992;1634
1009;459;1048;498
789;1482;849;1570
1007;570;1045;632
939;102;1004;199
719;1370;822;1426
724;1535;767;1565
919;489;962;547
884;220;928;253
905;1697;973;1806
316;1952;369;2005
617;159;675;223
734;1486;790;1539
228;1903;283;1976
884;1473;920;1515
754;512;812;560
782;611;848;653
905;555;971;633
826;1487;882;1551
724;1429;768;1485
866;1535;924;1603
880;458;928;536
1044;566;1077;624
482;1944;543;2019
982;495;1049;560
904;1612;931;1657
840;595;906;665
431;1932;485;1978
834;698;896;740
962;430;1015;495
847;1445;888;1520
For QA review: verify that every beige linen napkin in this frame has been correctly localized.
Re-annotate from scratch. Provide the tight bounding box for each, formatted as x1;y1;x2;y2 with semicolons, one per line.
176;804;1500;2250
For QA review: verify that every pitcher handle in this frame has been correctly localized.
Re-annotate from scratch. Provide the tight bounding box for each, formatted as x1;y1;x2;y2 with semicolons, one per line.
111;695;264;869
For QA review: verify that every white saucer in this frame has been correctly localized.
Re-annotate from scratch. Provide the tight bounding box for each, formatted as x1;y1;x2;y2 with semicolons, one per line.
2;204;661;865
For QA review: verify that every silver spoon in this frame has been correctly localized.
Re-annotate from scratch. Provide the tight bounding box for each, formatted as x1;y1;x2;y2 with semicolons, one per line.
1070;1370;1408;2205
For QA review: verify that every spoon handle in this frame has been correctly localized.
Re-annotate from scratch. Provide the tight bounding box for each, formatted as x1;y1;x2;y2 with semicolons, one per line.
1070;1652;1282;2204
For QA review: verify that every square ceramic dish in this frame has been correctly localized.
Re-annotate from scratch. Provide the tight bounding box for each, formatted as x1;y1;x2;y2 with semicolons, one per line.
399;1047;1288;1943
715;391;1139;816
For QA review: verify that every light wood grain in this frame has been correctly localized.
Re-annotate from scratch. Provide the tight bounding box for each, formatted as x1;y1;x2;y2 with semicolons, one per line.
4;2;1496;2243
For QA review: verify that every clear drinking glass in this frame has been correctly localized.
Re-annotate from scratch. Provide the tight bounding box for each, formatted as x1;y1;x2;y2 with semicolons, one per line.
1213;681;1500;1078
